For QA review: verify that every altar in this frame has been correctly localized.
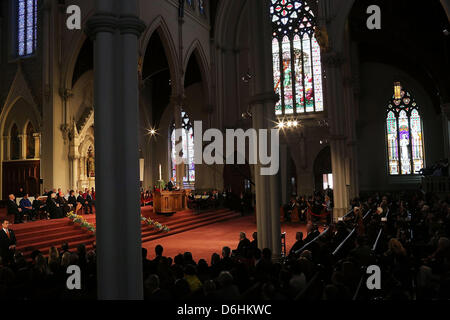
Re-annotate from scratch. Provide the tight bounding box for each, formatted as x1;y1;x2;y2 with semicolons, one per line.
153;190;187;214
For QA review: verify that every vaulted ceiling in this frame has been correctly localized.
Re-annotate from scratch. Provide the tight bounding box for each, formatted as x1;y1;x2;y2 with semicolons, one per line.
349;0;450;112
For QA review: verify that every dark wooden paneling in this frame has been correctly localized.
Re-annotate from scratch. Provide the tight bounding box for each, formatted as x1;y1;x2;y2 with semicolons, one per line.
2;160;40;199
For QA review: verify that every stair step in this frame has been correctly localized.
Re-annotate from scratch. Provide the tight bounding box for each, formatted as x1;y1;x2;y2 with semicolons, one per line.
13;208;240;260
142;212;241;242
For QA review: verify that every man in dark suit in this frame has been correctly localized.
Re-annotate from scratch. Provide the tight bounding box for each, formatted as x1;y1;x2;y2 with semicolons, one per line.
32;194;46;219
167;178;174;191
235;232;251;257
7;194;23;224
47;192;63;219
85;190;93;213
283;197;297;222
250;232;258;250
56;192;71;214
77;191;90;213
303;223;320;243
289;232;304;256
67;190;77;212
0;219;17;265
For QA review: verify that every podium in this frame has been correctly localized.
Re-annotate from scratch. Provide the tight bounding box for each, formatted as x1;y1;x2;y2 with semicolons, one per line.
154;190;187;214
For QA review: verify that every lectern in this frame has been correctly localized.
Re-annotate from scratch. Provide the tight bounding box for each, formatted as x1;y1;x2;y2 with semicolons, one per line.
154;190;187;214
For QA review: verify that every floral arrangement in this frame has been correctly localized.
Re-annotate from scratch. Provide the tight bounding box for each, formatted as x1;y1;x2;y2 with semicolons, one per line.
66;211;169;234
67;211;96;234
141;215;170;232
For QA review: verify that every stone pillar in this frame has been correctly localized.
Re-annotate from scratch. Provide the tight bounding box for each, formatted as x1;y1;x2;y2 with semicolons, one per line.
33;133;41;159
322;52;350;221
280;143;288;204
86;0;146;300
442;103;450;160
4;136;10;161
41;0;70;190
70;156;79;190
172;96;184;187
248;0;281;259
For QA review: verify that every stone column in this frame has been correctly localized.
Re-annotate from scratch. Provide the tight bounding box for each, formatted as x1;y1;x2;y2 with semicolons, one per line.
4;136;10;161
248;0;281;259
322;52;350;220
86;0;146;300
172;96;184;187
70;156;79;190
280;143;288;204
33;133;41;159
442;103;450;160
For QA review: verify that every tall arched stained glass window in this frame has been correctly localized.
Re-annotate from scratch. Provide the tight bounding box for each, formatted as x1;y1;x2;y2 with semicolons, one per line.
17;0;38;57
386;87;425;175
170;110;195;186
270;0;324;115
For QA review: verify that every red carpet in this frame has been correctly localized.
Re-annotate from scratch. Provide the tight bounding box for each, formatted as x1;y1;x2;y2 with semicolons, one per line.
1;206;310;261
142;216;309;261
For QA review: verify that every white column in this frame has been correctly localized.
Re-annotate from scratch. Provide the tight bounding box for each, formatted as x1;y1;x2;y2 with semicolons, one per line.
86;0;146;299
172;96;184;187
33;133;41;159
71;156;79;190
248;0;281;259
322;51;350;220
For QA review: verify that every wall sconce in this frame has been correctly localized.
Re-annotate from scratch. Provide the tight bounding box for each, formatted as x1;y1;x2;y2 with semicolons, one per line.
241;109;252;119
146;127;158;137
241;70;253;83
394;81;402;100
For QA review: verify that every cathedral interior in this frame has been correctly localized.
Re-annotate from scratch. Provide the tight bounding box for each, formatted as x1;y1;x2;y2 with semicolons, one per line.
0;0;449;302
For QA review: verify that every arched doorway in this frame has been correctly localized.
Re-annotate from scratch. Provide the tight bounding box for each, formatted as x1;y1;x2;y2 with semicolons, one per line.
313;146;332;192
223;152;252;197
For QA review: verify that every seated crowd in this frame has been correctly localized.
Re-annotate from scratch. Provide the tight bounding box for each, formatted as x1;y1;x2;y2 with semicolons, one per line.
6;187;95;223
0;188;448;300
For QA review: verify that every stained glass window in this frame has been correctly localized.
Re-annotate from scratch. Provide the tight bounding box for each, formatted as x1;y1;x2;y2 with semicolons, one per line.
198;0;205;15
186;0;194;9
386;87;425;175
171;110;195;186
17;0;37;57
270;0;324;116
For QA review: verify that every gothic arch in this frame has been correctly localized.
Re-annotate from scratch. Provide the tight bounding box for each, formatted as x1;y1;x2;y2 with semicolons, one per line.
214;0;248;49
140;16;180;95
79;133;95;158
62;8;95;90
0;66;41;138
183;40;211;104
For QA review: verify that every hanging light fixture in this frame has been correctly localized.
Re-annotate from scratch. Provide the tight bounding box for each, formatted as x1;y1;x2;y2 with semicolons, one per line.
394;81;402;100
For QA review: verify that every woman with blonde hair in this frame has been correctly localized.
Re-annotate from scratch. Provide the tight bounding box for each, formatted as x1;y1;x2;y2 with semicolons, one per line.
383;238;410;287
387;238;407;256
61;251;71;269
